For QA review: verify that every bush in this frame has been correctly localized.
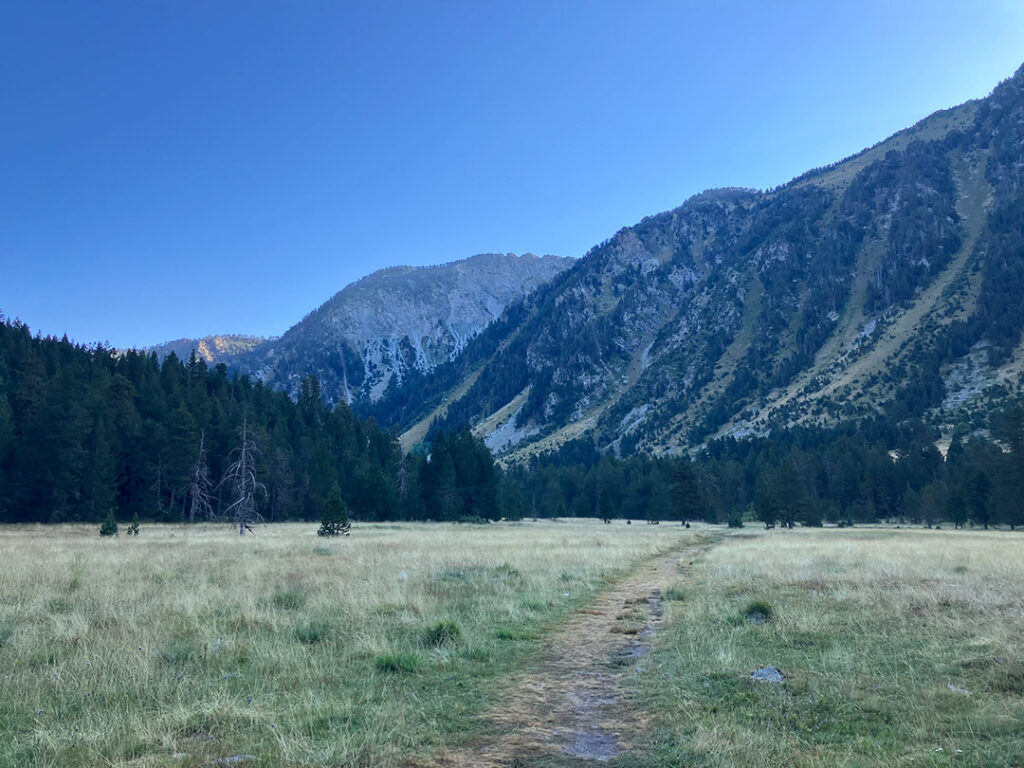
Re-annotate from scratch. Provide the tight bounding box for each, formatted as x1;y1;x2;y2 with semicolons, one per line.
374;652;421;673
126;513;140;537
422;620;462;647
99;511;118;537
457;515;489;525
317;487;351;537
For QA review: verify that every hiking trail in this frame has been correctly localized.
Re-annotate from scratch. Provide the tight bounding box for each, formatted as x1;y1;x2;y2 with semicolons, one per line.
431;542;711;767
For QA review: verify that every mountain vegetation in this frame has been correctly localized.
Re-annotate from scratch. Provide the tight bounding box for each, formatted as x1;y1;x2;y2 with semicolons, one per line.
368;65;1024;462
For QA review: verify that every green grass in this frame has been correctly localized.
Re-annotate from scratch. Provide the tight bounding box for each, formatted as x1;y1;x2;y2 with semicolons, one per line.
0;519;691;767
630;528;1024;768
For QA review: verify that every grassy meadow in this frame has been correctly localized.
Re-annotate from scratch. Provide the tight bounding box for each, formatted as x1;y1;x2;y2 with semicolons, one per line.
0;519;697;768
635;528;1024;768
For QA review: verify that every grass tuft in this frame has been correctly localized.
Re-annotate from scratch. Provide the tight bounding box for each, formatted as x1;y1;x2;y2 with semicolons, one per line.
422;620;462;647
374;652;421;673
0;619;13;648
294;620;330;645
742;599;773;623
494;626;537;641
271;587;308;611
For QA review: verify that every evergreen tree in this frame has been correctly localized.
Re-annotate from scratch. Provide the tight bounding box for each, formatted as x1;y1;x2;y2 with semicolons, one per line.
670;461;703;524
99;509;118;537
317;486;351;536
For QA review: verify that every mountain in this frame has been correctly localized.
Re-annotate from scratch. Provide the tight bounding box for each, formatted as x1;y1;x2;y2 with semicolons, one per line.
148;334;269;364
150;253;572;405
374;64;1024;460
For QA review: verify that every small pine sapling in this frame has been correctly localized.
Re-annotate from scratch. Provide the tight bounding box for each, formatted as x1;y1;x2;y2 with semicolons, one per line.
317;487;351;537
126;513;140;537
99;510;119;537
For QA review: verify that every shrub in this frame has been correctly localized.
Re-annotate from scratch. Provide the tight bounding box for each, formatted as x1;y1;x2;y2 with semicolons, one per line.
374;652;421;673
422;620;462;647
457;515;489;525
99;510;118;537
317;487;351;537
126;513;140;537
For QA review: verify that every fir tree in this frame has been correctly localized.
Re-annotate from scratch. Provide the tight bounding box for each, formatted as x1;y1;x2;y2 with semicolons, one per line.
99;509;118;537
317;487;351;537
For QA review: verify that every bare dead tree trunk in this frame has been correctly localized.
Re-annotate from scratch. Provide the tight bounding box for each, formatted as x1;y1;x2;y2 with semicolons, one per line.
219;414;266;535
187;430;214;524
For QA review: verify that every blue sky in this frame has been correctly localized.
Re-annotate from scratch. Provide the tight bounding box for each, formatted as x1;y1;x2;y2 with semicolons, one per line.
2;1;1022;348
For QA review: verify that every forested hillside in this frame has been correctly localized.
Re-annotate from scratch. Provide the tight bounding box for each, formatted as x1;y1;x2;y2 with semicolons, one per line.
377;65;1024;460
0;320;499;525
2;317;1021;530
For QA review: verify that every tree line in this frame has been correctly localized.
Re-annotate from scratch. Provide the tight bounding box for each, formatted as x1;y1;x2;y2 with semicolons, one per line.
1;318;1021;530
512;413;1024;529
0;320;493;526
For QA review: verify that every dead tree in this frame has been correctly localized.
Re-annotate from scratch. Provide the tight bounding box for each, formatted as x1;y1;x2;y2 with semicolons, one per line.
185;430;214;523
220;414;266;535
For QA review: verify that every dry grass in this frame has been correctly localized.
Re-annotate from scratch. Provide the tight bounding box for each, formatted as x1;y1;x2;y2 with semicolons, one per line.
635;527;1024;768
0;519;690;768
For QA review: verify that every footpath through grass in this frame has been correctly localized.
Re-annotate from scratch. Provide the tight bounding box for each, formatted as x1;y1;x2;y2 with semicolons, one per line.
0;520;697;768
632;528;1024;768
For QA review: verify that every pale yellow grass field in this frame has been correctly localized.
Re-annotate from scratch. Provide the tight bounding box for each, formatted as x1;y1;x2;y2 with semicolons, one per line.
641;527;1024;768
0;520;698;768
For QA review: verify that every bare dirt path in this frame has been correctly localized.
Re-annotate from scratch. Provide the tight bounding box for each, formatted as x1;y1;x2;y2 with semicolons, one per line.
431;541;711;767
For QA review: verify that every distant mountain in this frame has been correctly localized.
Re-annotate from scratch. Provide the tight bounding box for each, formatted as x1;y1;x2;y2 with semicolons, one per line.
148;334;268;364
149;253;572;405
373;64;1024;459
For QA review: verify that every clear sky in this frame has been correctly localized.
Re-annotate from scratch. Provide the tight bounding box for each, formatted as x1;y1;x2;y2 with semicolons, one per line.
2;1;1022;348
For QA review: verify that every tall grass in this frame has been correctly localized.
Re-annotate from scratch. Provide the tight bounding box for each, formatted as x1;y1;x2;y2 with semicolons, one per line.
635;528;1024;768
0;520;695;767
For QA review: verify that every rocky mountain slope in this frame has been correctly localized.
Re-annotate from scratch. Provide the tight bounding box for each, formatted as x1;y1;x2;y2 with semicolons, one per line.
148;334;268;364
150;253;571;405
376;65;1024;460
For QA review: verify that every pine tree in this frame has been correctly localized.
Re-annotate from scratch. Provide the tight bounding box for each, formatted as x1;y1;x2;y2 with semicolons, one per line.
670;461;704;524
317;486;351;537
99;509;118;537
126;512;140;537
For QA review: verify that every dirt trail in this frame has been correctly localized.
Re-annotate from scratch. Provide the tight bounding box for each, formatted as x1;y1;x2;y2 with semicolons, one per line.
433;543;709;767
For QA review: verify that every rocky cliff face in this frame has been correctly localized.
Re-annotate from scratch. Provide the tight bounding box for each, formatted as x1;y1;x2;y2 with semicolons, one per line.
382;65;1024;459
150;253;572;405
244;253;571;404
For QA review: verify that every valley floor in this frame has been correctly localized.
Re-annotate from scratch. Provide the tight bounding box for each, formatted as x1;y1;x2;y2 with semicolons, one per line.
0;522;1021;767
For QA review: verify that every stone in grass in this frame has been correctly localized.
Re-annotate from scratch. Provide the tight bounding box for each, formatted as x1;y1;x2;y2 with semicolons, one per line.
751;666;784;684
210;756;257;766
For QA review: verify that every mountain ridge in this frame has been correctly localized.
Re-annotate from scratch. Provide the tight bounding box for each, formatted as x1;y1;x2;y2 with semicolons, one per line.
148;252;573;405
378;64;1024;460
